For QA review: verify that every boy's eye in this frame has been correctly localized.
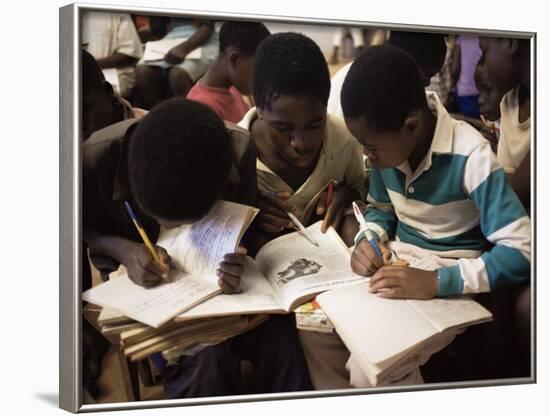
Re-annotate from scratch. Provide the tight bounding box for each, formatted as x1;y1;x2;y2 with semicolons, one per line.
307;122;324;130
271;125;292;133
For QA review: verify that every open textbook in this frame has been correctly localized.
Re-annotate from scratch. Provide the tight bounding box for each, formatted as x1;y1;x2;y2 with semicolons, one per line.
317;255;493;386
176;221;366;321
82;201;259;328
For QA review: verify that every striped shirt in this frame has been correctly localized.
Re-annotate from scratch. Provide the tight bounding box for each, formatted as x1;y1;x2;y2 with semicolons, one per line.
356;93;530;296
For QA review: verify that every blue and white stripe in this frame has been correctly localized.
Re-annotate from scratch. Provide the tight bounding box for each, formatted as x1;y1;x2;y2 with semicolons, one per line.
355;93;530;296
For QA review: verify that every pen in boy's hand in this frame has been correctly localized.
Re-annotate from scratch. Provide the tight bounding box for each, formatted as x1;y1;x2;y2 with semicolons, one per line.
287;211;319;247
352;201;383;258
124;201;170;281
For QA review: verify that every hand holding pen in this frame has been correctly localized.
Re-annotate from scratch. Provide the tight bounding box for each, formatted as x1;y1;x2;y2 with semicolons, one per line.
256;191;319;246
350;202;392;276
257;190;298;233
124;201;171;287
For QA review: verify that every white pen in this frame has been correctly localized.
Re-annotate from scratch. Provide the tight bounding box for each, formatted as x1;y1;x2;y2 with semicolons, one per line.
287;212;319;247
352;202;383;258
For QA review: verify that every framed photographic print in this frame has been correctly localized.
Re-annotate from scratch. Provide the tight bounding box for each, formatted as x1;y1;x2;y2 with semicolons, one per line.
59;1;536;413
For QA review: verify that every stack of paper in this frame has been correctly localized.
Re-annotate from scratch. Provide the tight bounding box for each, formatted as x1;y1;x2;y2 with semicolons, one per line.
87;302;268;362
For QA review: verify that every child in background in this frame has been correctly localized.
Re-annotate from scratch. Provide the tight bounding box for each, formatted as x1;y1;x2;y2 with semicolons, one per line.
479;36;530;211
426;35;456;109
238;32;366;249
479;35;531;371
83;98;312;397
451;34;483;118
82;11;143;98
187;21;270;123
135;18;219;109
82;50;146;141
329;27;365;64
474;62;504;152
327;31;447;118
328;45;530;388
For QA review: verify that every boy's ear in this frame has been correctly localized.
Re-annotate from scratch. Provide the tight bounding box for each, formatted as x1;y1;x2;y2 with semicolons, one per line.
226;47;240;68
403;115;421;136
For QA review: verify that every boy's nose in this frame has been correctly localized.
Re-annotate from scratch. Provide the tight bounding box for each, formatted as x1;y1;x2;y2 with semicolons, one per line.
290;130;308;150
363;147;376;160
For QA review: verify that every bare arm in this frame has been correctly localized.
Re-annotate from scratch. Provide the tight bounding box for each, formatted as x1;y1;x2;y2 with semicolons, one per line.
83;229;138;264
451;43;461;83
164;23;213;64
96;53;138;69
179;23;213;52
83;229;170;287
507;150;531;212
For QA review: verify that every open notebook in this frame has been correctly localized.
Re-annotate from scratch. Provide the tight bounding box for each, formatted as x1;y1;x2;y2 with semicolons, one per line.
82;200;259;327
317;255;493;385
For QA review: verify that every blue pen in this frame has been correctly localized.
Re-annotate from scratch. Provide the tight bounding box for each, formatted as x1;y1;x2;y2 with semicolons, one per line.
352;202;383;257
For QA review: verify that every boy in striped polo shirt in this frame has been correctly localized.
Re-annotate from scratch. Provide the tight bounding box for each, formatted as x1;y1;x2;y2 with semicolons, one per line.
339;45;530;386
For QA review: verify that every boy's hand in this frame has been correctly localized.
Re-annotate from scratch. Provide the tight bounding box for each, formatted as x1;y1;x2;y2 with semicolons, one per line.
257;191;296;233
316;184;355;233
164;43;188;64
216;246;247;294
369;266;438;300
351;239;392;276
124;243;171;288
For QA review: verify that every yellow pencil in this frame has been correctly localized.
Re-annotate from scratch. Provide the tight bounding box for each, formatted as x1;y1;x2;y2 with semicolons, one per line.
124;201;169;281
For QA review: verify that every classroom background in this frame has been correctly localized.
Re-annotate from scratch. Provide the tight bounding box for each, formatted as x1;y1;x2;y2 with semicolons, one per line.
79;9;532;406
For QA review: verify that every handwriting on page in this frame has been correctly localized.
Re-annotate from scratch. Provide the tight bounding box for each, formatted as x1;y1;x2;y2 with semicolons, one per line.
158;201;251;284
168;211;232;280
82;271;220;328
133;277;212;315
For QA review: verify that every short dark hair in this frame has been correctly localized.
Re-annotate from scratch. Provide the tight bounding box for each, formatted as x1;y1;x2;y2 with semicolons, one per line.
82;49;105;97
219;21;270;56
252;32;331;110
388;31;447;79
128;98;232;221
341;45;427;132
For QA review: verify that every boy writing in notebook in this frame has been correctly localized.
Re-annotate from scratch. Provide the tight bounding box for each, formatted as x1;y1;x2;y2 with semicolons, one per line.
83;98;312;397
330;45;530;387
237;32;366;248
187;21;270;123
343;45;530;300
